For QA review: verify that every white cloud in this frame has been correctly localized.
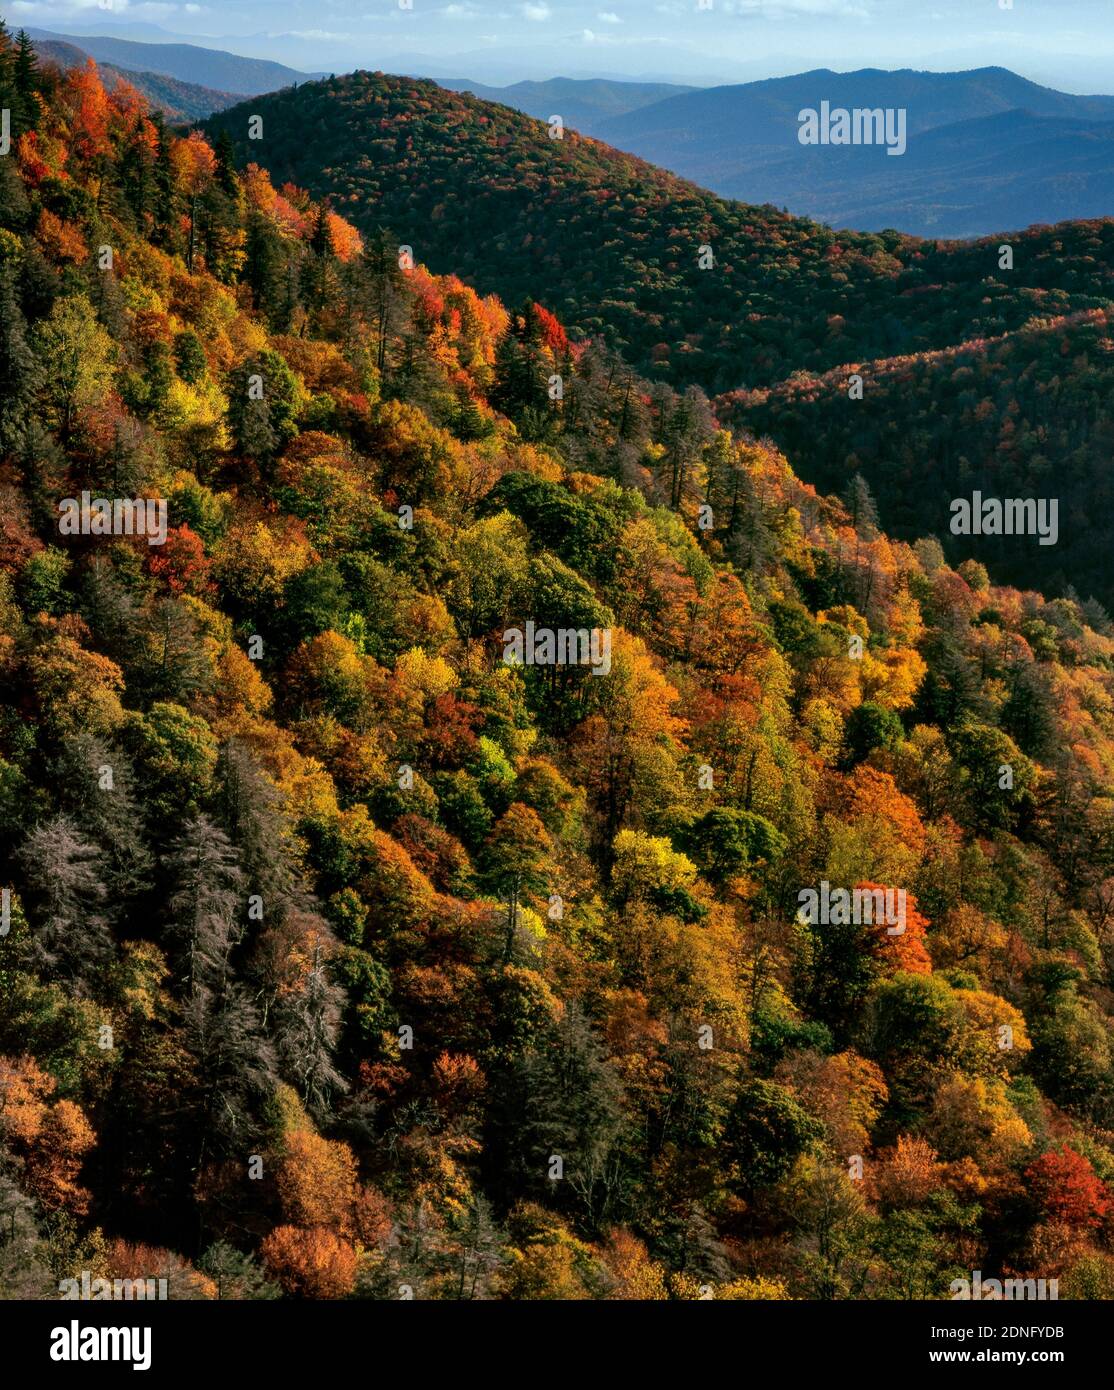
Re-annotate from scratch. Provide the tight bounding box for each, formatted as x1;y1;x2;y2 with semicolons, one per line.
597;10;622;22
521;2;551;19
562;28;677;47
17;0;130;10
723;0;870;14
9;0;192;11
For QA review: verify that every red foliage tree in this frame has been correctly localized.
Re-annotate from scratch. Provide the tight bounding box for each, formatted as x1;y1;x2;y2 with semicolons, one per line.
1024;1145;1112;1230
146;525;214;596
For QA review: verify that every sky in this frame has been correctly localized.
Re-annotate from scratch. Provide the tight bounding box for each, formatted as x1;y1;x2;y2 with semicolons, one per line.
11;0;1114;91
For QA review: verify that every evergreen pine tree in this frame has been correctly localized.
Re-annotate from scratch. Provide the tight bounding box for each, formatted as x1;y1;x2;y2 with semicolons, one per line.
0;22;15;132
151;113;176;247
12;30;39;138
0;264;39;444
844;471;880;538
245;209;286;327
214;128;239;198
17;816;116;992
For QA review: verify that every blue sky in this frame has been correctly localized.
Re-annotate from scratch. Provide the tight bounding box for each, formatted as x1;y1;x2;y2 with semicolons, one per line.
12;0;1114;91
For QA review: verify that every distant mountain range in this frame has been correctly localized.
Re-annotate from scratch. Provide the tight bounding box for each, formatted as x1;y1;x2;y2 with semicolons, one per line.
33;38;242;122
444;67;1114;237
438;77;696;134
593;67;1114;237
26;28;321;97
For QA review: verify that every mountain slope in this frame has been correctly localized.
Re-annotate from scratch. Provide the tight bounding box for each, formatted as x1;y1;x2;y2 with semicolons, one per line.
596;67;1114;237
202;71;1114;399
5;54;1114;1305
722;308;1114;607
26;27;320;95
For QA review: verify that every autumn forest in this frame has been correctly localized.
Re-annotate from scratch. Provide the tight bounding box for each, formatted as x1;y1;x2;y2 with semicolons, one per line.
1;26;1114;1311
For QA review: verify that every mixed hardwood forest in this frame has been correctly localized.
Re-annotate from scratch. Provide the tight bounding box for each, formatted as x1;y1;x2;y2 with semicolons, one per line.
2;37;1114;1301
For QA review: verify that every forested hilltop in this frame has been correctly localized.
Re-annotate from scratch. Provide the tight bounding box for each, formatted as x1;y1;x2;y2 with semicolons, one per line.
2;38;1114;1302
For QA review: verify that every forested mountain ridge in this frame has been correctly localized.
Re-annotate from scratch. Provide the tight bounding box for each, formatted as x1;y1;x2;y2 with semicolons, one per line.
200;71;1114;398
2;35;1114;1302
721;306;1114;609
